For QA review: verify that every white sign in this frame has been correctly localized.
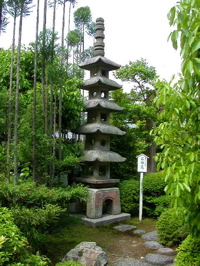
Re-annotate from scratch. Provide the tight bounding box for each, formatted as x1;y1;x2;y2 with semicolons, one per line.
136;154;149;221
137;154;149;173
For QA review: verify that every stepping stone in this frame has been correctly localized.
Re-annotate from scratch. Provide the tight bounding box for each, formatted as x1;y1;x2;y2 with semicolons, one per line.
145;253;174;265
114;257;151;266
143;241;164;249
113;224;137;232
157;247;177;256
142;230;157;241
133;229;146;235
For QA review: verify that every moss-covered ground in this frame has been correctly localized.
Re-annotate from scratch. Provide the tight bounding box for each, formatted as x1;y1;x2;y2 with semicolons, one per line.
45;215;156;265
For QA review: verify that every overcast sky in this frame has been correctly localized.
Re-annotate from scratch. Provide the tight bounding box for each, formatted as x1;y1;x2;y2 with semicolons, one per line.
1;0;181;90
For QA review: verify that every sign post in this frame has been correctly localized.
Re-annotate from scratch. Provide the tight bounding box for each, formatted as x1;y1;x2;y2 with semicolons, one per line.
137;154;149;221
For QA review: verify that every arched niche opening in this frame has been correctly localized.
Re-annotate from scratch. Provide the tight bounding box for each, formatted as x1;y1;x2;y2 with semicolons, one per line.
103;198;113;214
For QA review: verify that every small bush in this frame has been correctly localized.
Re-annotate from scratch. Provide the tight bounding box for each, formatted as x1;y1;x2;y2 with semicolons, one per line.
157;208;189;246
175;235;200;266
143;172;170;217
118;179;139;215
119;172;171;217
0;207;48;265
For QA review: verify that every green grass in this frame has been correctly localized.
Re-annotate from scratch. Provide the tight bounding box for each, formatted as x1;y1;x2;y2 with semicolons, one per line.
45;215;156;265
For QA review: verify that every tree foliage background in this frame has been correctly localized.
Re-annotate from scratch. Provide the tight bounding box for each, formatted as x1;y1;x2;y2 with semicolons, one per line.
153;0;200;236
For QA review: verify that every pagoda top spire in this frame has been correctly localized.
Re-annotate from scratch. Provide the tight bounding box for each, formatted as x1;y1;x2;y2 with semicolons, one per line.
94;17;105;57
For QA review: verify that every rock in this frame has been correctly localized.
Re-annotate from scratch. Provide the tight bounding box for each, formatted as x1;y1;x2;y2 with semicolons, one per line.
62;241;107;266
143;241;164;249
114;257;152;266
142;230;157;241
113;224;137;232
133;229;146;235
157;247;177;256
145;253;174;265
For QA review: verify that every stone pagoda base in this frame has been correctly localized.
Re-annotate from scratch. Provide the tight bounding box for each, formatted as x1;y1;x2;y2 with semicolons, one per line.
82;213;131;228
82;187;130;227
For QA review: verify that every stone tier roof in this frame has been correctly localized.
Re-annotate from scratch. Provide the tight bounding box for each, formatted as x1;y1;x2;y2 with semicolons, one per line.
84;150;126;162
85;99;123;112
73;123;125;135
81;76;122;91
79;56;121;71
73;177;120;186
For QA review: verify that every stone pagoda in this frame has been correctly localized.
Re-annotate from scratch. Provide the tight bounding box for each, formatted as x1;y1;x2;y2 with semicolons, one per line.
74;17;130;226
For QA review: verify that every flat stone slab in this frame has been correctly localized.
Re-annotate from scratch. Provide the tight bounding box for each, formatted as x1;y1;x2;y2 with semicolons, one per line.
133;229;146;235
113;224;137;232
157;248;177;256
142;230;157;241
145;253;174;265
114;257;152;266
143;241;164;249
82;213;131;227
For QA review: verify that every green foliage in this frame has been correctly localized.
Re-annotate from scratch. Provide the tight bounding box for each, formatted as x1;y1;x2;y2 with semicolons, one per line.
0;207;48;265
157;208;189;246
56;262;82;266
111;59;158;179
11;204;65;252
118;179;139;215
0;180;88;209
119;172;170;217
143;172;171;216
114;58;158;102
74;6;92;29
153;0;200;236
175;235;200;266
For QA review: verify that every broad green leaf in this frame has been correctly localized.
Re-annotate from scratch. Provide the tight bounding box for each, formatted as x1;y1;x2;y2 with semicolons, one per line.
191;39;200;53
183;183;191;192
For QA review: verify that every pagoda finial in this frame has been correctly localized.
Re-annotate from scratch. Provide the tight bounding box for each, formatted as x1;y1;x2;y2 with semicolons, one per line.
94;17;105;57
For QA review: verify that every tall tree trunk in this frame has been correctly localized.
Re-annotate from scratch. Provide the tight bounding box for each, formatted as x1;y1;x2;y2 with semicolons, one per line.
49;0;57;185
66;1;71;64
42;0;47;134
7;13;16;183
58;0;66;161
14;2;24;185
32;0;40;182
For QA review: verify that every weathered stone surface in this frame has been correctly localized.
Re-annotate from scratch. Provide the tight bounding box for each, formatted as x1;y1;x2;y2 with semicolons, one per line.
142;230;158;241
133;229;146;235
145;253;174;265
113;224;137;232
114;257;151;266
157;248;177;256
83;213;131;227
87;188;121;219
143;241;164;249
84;150;126;162
62;242;107;266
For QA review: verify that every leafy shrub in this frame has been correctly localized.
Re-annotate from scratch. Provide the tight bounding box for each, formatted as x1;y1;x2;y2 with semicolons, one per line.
157;208;189;246
119;172;170;217
0;180;87;208
10;204;66;252
118;179;140;215
175;235;200;266
143;172;170;217
0;207;48;265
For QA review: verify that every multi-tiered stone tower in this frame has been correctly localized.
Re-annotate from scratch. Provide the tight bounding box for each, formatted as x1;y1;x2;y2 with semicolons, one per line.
74;17;130;226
